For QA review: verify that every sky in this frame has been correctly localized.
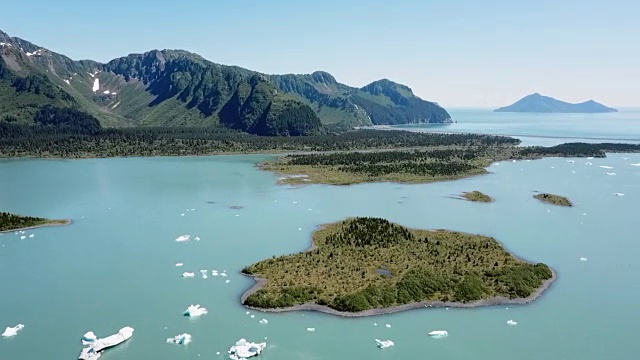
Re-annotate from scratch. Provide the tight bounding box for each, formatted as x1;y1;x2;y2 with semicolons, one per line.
1;0;638;107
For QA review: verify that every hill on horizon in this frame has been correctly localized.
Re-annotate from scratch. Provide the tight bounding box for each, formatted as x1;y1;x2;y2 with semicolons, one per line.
0;30;451;136
495;93;617;113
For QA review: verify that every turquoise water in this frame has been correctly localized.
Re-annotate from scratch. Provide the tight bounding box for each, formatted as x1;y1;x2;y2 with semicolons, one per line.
397;108;640;146
1;151;639;360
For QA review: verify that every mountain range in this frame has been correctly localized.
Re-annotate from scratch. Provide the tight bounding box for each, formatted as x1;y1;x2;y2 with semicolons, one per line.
0;30;451;136
495;93;617;113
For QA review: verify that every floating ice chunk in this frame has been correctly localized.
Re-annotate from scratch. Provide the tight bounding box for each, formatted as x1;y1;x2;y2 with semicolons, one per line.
308;208;312;211
606;172;616;176
235;214;240;217
228;338;266;360
587;157;594;159
211;270;219;276
175;263;184;267
81;331;97;345
20;236;26;240
28;234;34;238
572;171;576;174
182;272;196;278
190;208;195;211
1;324;24;337
220;272;228;277
580;257;588;262
258;319;268;325
194;236;201;241
175;235;190;242
298;227;302;231
103;90;110;94
630;163;640;167
385;324;391;328
428;330;448;337
507;320;517;326
306;328;315;332
250;315;255;319
375;339;394;348
566;160;575;163
373;323;378;326
184;304;208;317
225;280;230;284
599;166;614;169
614;193;625;196
181;213;185;216
167;333;192;345
246;311;250;315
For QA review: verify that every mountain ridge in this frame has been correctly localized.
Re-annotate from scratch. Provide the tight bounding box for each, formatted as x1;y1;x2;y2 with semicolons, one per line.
0;30;451;135
495;93;617;113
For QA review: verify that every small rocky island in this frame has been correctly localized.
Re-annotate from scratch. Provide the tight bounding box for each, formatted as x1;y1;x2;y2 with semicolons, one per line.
241;217;555;316
534;193;573;207
0;212;70;232
460;191;494;203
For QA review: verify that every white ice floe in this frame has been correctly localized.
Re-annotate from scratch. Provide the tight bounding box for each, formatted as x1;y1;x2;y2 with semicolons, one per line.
606;172;616;176
92;78;99;92
614;193;625;196
175;235;191;242
385;324;391;328
184;304;208;317
580;257;588;262
82;331;97;345
599;166;614;169
507;320;517;326
20;236;26;240
250;315;255;319
211;270;219;276
259;319;268;325
2;324;24;337
228;338;266;360
428;330;448;337
220;272;228;277
175;263;184;267
373;323;378;326
181;213;185;217
103;90;110;94
306;327;316;332
587;157;594;159
28;234;34;238
182;272;196;278
225;280;230;284
566;160;575;163
194;237;201;241
167;333;192;345
375;339;394;348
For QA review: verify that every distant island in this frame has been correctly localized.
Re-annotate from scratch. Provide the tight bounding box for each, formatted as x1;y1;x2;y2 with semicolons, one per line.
460;191;494;203
0;212;70;232
495;93;617;113
241;217;555;316
534;193;573;207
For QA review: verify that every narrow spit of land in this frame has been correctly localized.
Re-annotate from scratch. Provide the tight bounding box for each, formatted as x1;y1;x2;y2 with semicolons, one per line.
0;212;71;233
534;193;573;207
241;217;555;316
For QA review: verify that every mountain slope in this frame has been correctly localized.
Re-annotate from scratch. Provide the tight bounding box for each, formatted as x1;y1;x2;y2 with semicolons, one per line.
495;93;617;113
1;29;450;135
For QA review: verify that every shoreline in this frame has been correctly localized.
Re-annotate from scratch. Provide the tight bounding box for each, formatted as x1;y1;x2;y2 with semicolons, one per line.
0;219;72;234
240;222;558;318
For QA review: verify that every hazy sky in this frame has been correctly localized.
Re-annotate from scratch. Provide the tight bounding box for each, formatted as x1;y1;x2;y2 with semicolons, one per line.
1;0;638;107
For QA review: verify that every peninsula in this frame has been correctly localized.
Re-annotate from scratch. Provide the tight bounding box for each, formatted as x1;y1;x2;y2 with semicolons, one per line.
460;191;494;203
0;212;70;233
494;93;617;113
241;217;555;316
534;193;573;207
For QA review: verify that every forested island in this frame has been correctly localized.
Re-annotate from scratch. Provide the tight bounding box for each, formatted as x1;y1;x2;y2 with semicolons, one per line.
241;217;555;316
0;212;70;232
264;141;640;185
460;191;494;203
534;193;573;207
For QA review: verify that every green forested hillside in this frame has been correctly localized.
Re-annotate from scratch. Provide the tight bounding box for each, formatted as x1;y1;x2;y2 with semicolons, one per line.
1;29;450;135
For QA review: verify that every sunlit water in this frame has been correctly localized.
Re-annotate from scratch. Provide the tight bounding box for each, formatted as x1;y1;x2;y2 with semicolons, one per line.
1;119;640;359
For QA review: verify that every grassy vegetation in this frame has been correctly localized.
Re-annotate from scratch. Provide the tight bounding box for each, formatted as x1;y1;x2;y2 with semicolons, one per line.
0;212;69;232
534;193;573;207
242;217;553;312
461;191;494;203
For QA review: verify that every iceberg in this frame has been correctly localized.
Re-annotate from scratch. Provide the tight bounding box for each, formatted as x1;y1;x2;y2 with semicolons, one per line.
184;304;208;317
194;236;201;241
507;320;517;326
20;235;26;240
167;333;192;345
78;326;133;360
228;338;266;360
211;270;219;276
375;339;394;349
599;166;613;169
630;163;640;167
175;263;184;267
606;172;616;176
385;324;391;328
614;193;625;196
428;330;448;337
82;331;97;345
1;324;24;337
175;235;190;242
220;272;228;277
306;328;315;332
28;234;34;238
225;280;231;284
182;272;195;278
580;257;588;262
259;319;268;325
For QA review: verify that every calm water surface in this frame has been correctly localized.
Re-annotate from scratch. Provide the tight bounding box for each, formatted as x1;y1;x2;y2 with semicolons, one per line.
1;120;640;359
